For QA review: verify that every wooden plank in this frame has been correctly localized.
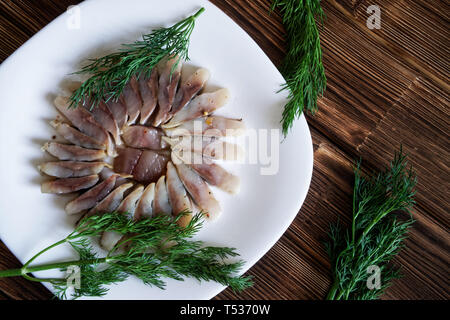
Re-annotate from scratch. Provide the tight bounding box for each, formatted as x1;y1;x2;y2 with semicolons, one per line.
310;0;418;152
0;241;53;300
355;0;450;85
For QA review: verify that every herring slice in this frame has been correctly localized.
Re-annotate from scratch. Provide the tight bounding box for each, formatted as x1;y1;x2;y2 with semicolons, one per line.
50;120;105;150
170;68;210;116
65;174;119;215
42;142;106;161
41;175;99;194
152;56;182;126
38;161;110;178
138;69;158;125
172;153;221;220
166;161;192;227
162;88;230;128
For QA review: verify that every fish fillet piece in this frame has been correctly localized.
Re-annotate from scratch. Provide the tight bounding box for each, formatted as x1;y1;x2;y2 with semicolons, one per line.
153;175;172;216
42;142;106;161
162;88;230;128
105;98;127;131
65;174;119;215
117;185;144;215
38;161;110;178
41;175;99;194
100;185;144;251
87;182;133;216
170;68;210;116
164;116;245;137
132;150;170;184
134;183;155;220
166;161;192;227
153;56;182;126
122;76;142;125
53;96;109;146
164;136;245;162
189;161;240;194
172;154;221;220
122;125;168;150
138;69;158;124
113;148;143;175
83;100;121;146
50;120;105;150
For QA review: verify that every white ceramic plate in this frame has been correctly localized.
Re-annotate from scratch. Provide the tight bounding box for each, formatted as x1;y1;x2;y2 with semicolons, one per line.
0;0;313;299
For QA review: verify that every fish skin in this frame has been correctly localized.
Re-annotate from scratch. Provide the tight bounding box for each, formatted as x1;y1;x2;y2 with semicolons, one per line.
169;68;210;117
122;76;142;125
132;150;170;184
162;88;230;128
105;97;128;131
50;120;105;150
122;125;168;150
53;96;109;146
113;148;143;175
164;116;245;137
65;174;119;215
41;175;99;194
134;182;155;220
166;161;192;227
42;142;106;161
172;154;221;220
153;175;172;216
38;161;110;178
152;56;182;127
138;69;158;125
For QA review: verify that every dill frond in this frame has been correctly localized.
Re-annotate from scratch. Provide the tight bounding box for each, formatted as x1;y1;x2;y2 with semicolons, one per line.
272;0;326;136
326;148;416;300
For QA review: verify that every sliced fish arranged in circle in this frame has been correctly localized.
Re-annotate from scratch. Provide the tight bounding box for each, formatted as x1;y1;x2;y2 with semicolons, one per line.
87;182;134;217
53;96;109;147
65;174;119;215
138;68;158;125
41;175;99;194
153;175;172;216
122;125;168;150
132;150;170;184
105;97;128;131
38;161;110;178
170;68;210;116
166;161;192;227
172;154;221;220
164;116;245;137
134;182;155;220
153;56;182;127
50;120;105;150
121;76;142;125
162;88;230;128
82;100;121;146
100;185;144;251
113;147;143;175
189;161;240;194
43;142;106;161
164;136;245;162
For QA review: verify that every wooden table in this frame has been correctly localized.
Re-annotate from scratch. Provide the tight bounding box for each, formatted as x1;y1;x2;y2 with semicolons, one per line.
0;0;448;300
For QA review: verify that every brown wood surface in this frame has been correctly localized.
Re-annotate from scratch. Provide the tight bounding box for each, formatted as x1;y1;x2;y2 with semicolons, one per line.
0;0;448;300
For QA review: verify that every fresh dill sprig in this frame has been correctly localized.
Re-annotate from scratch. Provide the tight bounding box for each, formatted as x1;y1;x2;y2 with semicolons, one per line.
272;0;326;136
0;212;253;299
69;7;205;109
325;149;416;300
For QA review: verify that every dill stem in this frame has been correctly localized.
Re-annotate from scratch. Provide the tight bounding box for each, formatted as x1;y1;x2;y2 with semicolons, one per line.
0;258;106;279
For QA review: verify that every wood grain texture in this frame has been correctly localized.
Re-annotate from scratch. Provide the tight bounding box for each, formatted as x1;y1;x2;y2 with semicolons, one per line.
0;0;448;300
